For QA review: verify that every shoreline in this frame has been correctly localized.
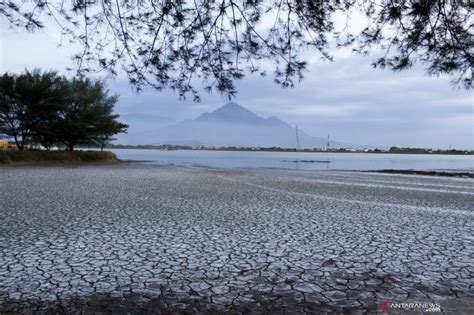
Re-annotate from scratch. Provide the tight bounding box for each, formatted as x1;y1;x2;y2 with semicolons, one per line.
0;159;150;167
365;169;474;178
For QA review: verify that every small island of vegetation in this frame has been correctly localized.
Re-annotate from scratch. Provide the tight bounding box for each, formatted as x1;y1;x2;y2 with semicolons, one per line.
0;70;127;165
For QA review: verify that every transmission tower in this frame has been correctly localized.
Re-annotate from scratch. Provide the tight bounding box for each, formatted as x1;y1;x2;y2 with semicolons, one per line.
295;125;301;150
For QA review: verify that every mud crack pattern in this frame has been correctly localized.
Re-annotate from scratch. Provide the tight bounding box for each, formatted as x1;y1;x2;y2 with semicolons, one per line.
0;165;473;314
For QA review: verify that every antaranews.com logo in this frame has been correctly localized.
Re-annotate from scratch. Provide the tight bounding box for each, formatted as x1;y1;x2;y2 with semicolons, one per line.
379;301;442;313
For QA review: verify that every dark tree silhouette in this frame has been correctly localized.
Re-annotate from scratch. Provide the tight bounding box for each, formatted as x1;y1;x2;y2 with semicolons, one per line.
2;1;472;99
57;77;128;151
0;70;67;150
94;118;128;151
0;70;127;151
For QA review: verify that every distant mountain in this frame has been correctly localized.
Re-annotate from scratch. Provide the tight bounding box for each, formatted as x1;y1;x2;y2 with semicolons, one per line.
155;102;347;148
195;102;264;124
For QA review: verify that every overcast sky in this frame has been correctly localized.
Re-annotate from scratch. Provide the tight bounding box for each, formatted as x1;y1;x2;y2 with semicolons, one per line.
1;20;472;149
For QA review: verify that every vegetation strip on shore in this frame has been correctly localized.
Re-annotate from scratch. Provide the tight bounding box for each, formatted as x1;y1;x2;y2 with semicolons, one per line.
0;150;118;165
106;144;474;155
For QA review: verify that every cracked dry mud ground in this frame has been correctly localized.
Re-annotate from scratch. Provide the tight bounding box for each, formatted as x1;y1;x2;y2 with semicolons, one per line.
0;165;473;314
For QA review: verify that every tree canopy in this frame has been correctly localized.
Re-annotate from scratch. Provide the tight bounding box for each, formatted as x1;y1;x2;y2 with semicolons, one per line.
0;70;128;151
2;1;472;99
0;70;68;150
57;77;128;151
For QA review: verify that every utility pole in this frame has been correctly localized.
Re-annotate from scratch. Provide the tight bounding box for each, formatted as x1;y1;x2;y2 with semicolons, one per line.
326;134;330;151
295;125;301;151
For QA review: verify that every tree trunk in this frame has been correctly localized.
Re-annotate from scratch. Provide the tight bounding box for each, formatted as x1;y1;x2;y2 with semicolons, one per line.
19;130;28;151
10;131;21;150
63;141;75;152
13;136;23;151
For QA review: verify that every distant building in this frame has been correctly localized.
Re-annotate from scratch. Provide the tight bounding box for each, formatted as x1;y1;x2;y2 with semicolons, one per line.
0;139;9;149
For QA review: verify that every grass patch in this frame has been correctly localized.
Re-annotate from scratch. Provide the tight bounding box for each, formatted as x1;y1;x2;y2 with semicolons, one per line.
0;150;118;164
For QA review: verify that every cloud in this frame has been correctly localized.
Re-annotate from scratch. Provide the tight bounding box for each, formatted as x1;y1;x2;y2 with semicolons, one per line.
278;104;367;117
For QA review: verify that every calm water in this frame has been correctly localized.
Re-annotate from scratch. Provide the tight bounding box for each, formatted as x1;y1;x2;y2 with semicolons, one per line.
110;149;474;171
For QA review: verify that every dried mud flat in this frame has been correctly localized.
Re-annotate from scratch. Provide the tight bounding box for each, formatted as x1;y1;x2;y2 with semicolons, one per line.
0;164;473;314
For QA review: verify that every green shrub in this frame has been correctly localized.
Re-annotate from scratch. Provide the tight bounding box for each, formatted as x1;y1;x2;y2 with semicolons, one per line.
77;151;117;162
0;150;11;164
0;150;118;164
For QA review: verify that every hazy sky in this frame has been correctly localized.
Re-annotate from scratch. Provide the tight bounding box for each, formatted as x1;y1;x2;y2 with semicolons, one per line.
1;19;473;149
